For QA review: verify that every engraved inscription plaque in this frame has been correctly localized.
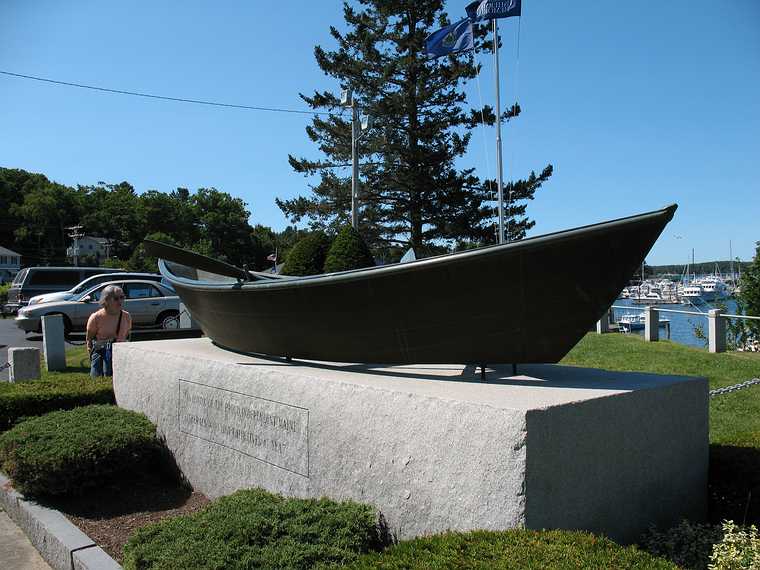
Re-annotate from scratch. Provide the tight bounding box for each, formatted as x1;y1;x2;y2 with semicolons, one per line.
178;379;309;477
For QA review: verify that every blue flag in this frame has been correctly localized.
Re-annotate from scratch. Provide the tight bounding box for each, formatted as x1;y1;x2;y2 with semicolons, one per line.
425;18;474;58
476;0;522;20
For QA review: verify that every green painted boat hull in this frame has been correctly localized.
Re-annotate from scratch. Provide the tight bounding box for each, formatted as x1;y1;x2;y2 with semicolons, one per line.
148;205;676;364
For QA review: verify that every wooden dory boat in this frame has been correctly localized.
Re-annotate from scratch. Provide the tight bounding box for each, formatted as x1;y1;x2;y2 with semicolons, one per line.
144;204;676;364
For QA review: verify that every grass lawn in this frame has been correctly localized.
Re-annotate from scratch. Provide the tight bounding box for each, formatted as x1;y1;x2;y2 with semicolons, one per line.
50;345;91;377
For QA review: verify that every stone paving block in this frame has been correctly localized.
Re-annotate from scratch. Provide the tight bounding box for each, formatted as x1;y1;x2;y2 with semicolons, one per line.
17;497;95;570
73;546;123;570
9;346;41;382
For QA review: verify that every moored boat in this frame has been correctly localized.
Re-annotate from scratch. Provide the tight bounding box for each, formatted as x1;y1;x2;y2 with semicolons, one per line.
617;312;671;332
145;204;677;365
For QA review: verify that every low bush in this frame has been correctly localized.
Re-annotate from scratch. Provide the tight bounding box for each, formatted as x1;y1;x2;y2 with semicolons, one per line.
0;405;159;496
0;282;10;308
323;225;375;273
123;488;383;570
0;375;114;432
641;519;725;570
709;520;760;569
281;232;331;276
343;529;678;569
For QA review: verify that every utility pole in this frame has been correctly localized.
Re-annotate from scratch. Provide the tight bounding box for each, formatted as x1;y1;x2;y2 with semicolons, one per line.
66;225;84;267
341;89;372;229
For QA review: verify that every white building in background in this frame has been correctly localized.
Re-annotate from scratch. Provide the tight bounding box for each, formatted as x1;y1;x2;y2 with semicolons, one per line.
0;246;21;282
70;236;111;263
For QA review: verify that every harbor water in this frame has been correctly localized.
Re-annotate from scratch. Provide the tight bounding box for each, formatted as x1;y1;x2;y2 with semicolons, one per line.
610;298;740;349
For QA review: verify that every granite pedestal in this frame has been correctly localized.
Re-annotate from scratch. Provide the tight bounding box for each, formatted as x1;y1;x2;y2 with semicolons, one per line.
113;338;708;542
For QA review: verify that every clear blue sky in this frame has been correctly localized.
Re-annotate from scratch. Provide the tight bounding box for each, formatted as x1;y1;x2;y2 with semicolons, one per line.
1;0;758;265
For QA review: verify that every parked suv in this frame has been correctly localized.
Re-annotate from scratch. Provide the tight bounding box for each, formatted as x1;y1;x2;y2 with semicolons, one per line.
26;272;165;306
4;267;124;314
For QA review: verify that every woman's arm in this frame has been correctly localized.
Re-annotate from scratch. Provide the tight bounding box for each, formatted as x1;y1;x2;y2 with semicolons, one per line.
85;312;99;353
116;311;132;342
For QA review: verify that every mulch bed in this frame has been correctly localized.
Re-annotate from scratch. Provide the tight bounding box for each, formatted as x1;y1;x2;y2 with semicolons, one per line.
44;471;210;563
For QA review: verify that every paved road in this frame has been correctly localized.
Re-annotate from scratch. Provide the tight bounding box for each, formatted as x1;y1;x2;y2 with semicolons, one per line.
0;509;52;570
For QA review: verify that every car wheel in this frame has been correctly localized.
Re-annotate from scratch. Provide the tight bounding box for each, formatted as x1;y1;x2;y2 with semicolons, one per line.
157;310;180;330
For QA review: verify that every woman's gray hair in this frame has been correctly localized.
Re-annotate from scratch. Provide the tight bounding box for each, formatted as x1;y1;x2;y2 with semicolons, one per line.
99;285;125;306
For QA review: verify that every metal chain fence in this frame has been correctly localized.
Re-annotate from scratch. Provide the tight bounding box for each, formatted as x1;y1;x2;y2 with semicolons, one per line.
710;378;760;398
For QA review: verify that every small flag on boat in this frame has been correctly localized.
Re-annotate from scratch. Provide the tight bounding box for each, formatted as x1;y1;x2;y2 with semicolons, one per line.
425;18;474;58
267;252;277;262
475;0;521;20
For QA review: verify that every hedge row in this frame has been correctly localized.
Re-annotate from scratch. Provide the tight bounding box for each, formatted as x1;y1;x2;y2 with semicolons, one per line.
123;495;676;570
345;530;678;569
0;404;158;496
123;488;383;570
0;375;114;432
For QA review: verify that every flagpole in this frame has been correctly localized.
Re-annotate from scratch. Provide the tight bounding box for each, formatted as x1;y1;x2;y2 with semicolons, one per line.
493;18;505;245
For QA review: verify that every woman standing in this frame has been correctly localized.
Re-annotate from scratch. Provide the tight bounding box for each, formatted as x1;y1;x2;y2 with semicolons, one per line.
86;285;132;377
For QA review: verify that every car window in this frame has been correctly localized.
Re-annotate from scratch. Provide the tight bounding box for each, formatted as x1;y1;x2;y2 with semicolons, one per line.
28;270;82;286
124;283;162;299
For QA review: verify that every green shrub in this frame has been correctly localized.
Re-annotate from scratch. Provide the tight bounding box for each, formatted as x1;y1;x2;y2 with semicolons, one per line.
0;375;114;432
0;282;10;307
343;529;678;569
709;520;760;569
0;405;158;496
323;225;375;273
123;488;382;570
641;519;725;570
281;232;331;276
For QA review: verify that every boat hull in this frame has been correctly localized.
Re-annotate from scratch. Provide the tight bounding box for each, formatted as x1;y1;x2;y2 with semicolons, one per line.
156;205;676;364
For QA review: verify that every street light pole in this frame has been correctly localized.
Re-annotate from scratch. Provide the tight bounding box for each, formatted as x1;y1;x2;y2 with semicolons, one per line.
351;103;359;230
493;18;506;245
342;89;371;230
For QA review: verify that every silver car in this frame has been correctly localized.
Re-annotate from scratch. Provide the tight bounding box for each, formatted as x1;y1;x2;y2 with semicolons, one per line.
15;280;192;335
26;272;165;306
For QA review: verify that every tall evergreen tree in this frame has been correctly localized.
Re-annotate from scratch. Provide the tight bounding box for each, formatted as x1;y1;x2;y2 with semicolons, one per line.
277;0;552;252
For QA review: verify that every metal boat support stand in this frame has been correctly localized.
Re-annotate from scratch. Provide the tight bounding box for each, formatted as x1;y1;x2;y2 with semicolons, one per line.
480;363;519;382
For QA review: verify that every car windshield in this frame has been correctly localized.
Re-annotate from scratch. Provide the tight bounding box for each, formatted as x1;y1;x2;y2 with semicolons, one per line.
71;273;120;294
12;269;28;285
76;284;107;302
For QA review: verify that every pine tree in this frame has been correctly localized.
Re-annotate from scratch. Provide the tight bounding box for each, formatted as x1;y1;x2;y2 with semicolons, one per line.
277;0;552;253
738;242;760;339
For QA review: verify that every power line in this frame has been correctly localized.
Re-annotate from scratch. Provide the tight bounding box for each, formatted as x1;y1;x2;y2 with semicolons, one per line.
0;70;326;116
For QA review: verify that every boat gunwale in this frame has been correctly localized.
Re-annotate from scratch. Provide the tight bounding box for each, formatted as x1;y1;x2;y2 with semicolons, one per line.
158;204;677;292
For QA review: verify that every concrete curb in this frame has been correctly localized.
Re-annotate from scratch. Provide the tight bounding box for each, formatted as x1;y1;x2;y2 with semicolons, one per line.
0;473;122;570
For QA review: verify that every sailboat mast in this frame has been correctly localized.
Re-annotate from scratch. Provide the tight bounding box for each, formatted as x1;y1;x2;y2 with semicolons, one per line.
493;18;505;245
